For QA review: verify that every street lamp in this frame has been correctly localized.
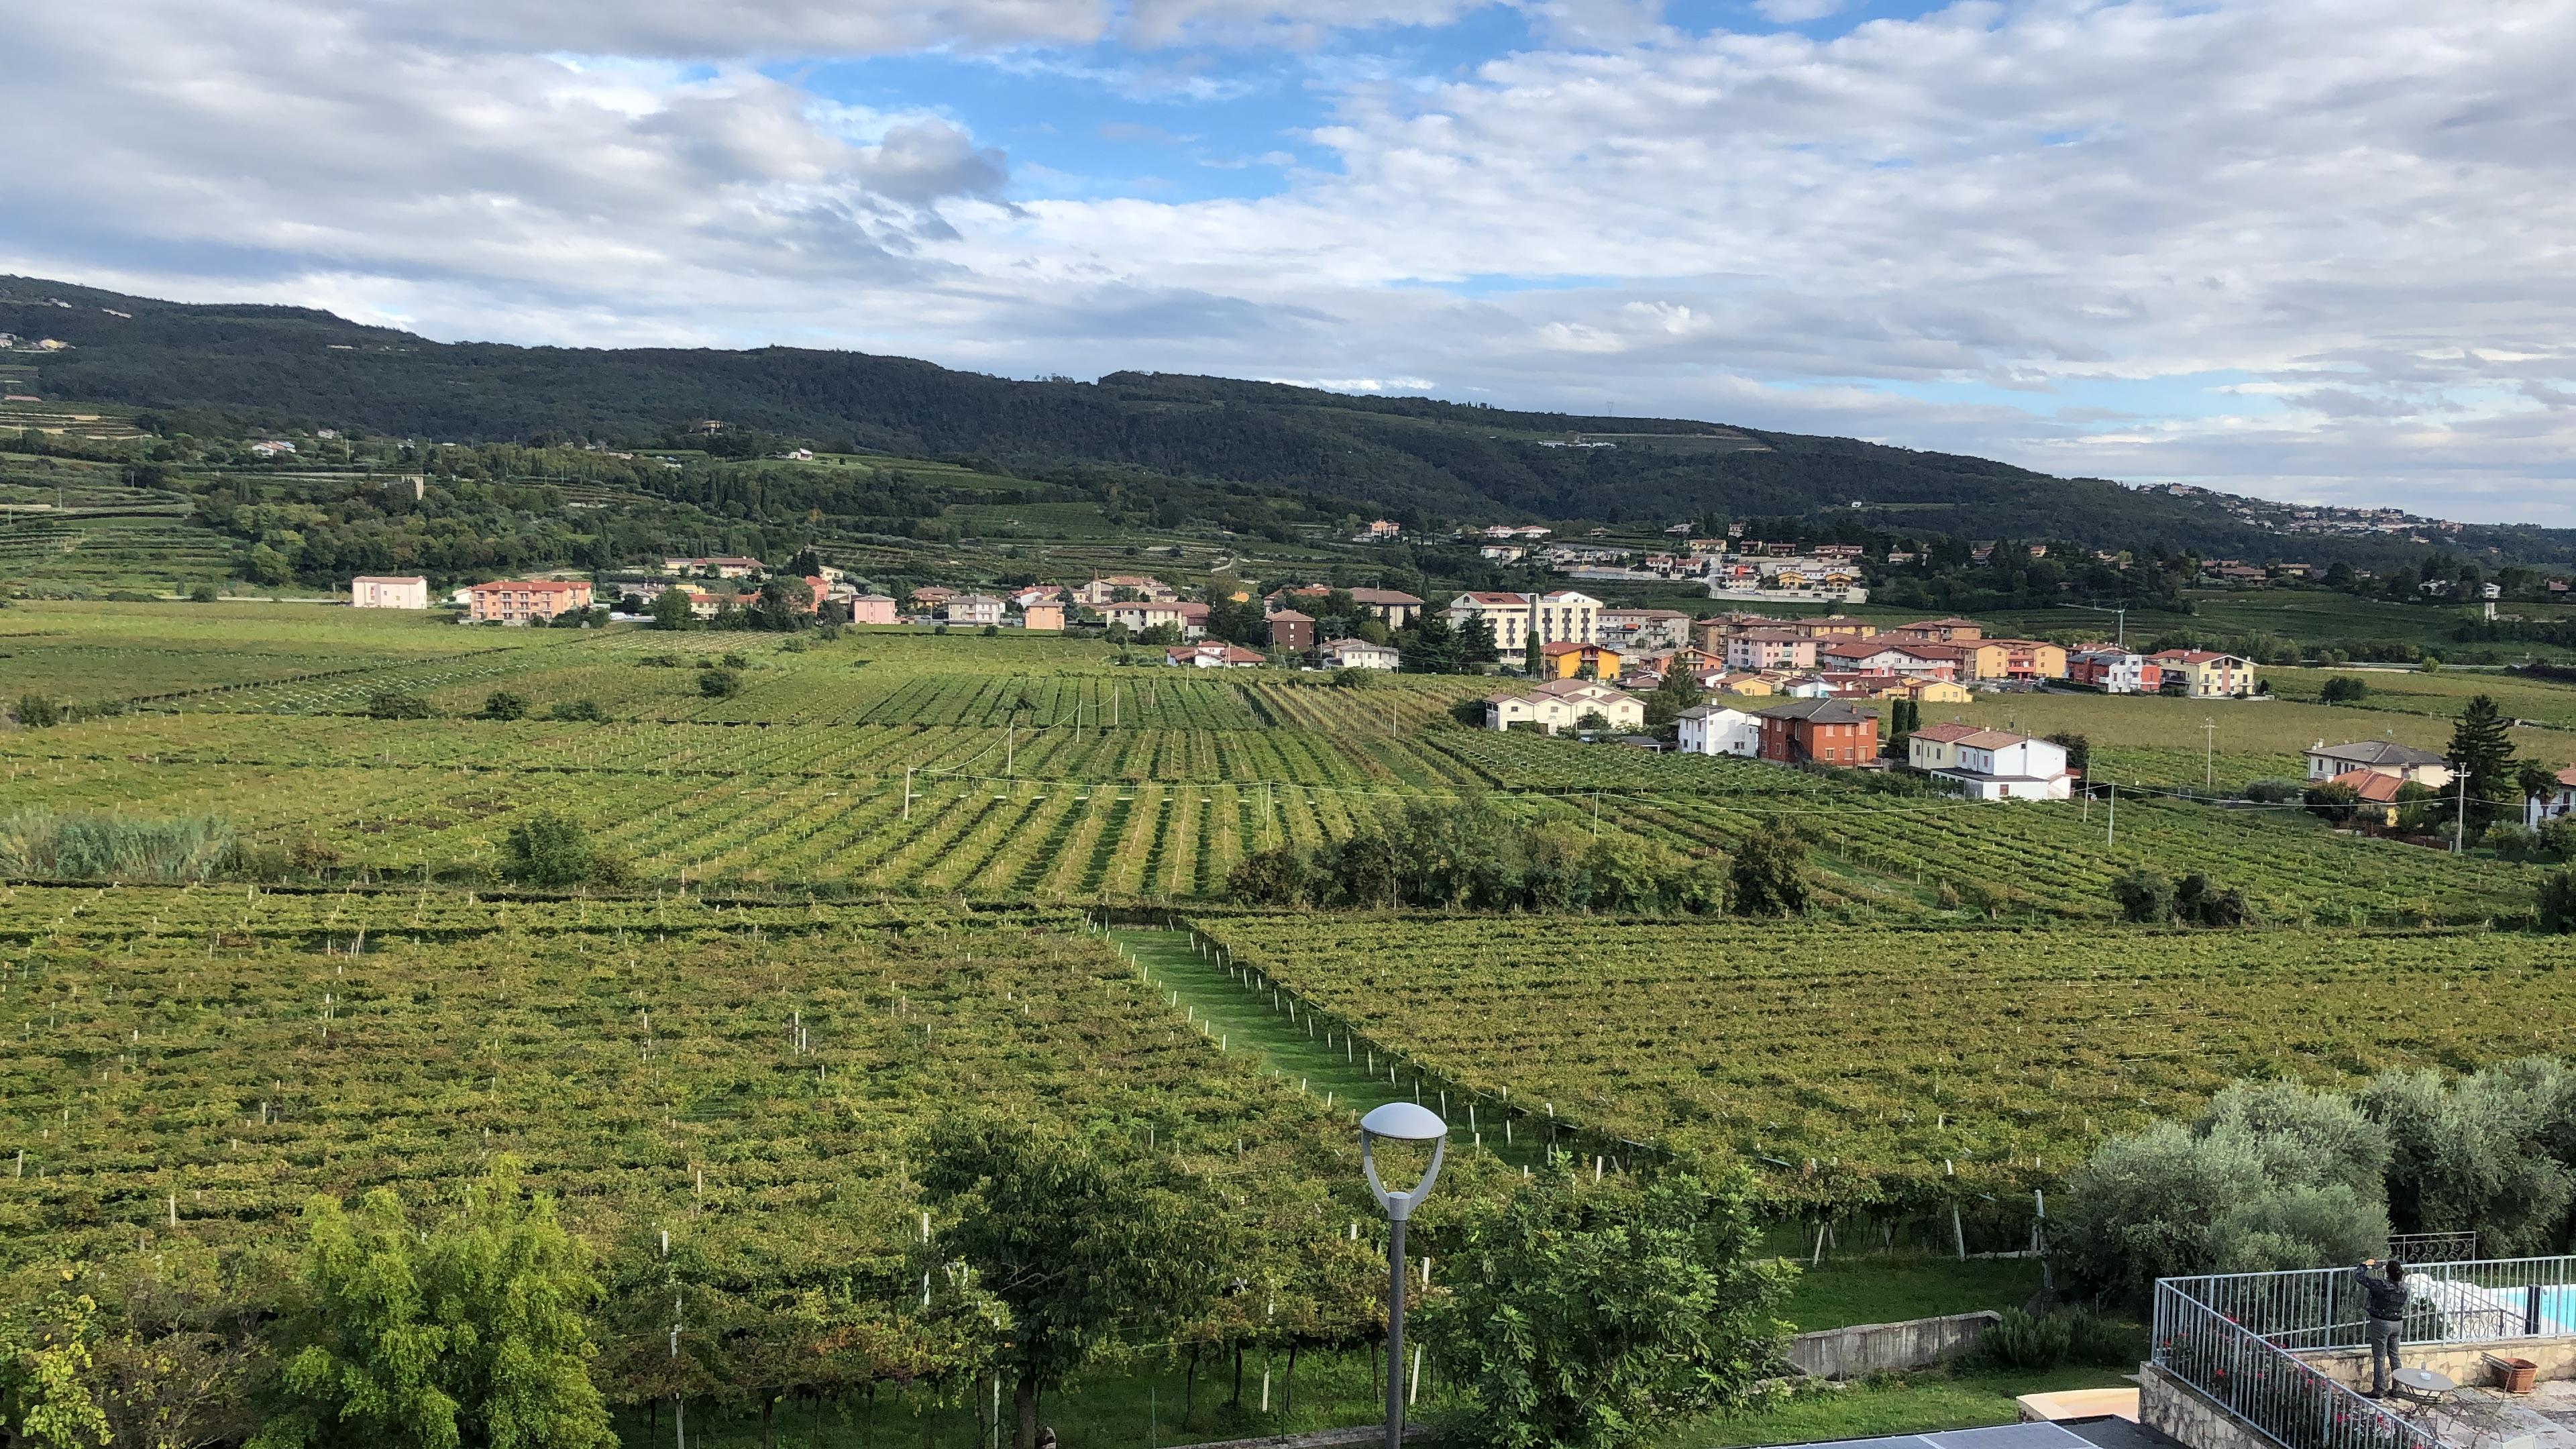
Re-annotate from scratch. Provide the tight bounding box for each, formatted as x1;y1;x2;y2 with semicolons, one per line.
1360;1101;1448;1449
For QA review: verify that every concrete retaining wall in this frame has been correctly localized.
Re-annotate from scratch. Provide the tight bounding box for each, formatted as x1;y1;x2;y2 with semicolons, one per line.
1787;1310;2002;1379
2298;1332;2576;1394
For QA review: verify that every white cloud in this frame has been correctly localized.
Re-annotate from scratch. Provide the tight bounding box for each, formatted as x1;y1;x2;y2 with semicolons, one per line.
1754;0;1844;23
3;0;2575;520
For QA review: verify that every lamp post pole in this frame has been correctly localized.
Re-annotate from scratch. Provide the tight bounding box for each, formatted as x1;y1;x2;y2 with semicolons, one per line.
1360;1102;1448;1449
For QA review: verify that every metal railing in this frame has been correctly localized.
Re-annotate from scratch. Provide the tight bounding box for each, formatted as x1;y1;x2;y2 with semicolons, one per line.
2160;1256;2576;1354
2389;1232;2481;1266
2154;1257;2576;1449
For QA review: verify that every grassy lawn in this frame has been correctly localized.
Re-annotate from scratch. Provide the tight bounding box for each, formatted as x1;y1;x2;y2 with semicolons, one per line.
1784;1257;2043;1331
1665;1364;2139;1448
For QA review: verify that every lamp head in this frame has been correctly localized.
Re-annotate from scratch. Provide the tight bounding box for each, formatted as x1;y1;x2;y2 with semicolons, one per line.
1360;1102;1448;1144
1360;1102;1448;1219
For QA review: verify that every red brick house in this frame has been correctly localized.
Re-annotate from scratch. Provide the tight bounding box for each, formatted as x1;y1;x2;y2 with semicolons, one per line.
1757;699;1880;765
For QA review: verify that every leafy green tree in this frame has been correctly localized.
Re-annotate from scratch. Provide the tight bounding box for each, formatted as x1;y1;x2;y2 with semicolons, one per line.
547;700;605;722
1426;1165;1791;1449
1458;616;1499;665
2174;873;2253;927
253;1163;612;1449
2057;1081;2391;1306
13;694;65;729
2320;676;2369;704
921;1112;1226;1449
1521;635;1542;677
746;577;813;632
2447;693;2522;828
649;590;697;631
364;691;433;720
2302;779;2360;824
1;1282;111;1449
1642;667;1703;732
481;692;529;721
697;668;741;699
2365;1061;2576;1254
1727;826;1807;917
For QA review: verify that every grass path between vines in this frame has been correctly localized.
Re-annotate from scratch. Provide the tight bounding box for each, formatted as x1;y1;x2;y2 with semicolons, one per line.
1107;927;1548;1169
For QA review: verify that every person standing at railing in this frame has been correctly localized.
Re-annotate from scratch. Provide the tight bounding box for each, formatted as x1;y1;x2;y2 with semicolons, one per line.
2356;1258;2411;1397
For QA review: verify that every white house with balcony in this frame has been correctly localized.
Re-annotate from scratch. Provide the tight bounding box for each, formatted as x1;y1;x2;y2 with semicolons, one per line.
1912;726;2072;800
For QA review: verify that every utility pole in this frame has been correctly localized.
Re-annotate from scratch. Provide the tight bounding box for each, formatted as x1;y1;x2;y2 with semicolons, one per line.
2456;771;2469;854
903;766;914;821
2203;718;2215;792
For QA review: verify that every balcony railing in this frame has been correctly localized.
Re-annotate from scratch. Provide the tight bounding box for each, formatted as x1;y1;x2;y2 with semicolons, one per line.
2153;1256;2576;1449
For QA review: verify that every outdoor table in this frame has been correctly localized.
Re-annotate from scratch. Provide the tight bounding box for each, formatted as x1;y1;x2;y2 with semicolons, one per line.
2387;1367;2457;1409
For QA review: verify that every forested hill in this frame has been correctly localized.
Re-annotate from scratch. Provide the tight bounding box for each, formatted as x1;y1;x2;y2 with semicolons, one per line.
5;274;2563;564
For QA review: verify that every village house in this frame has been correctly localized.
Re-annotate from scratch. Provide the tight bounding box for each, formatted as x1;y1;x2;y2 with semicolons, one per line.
2526;767;2576;829
1724;629;1819;672
1756;699;1879;765
943;594;1006;627
1676;703;1761;757
466;579;594;625
1348;588;1424;627
1009;586;1065;611
1361;520;1403;541
663;555;763;579
2304;739;2451;788
2148;649;2257;698
350;576;429;610
1539;641;1623;680
1265;610;1316;651
1887;677;1975;704
1166;644;1265;668
848;594;898;625
2068;649;2159;694
1317;638;1400;670
1599;608;1691;651
1020;601;1065;632
1071;576;1177;606
1479;544;1527;563
1707;672;1778;696
1106;599;1209;639
1890;616;1984;644
1818;639;1960;680
909;585;961;610
1782;614;1877;640
1911;726;2073;800
1482;678;1645;735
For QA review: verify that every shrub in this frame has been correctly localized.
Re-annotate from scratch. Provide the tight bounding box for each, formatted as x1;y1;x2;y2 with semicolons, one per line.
2175;873;2254;926
2487;822;2544;863
365;690;434;719
777;637;808;653
11;693;64;728
1975;1309;2137;1372
482;690;530;720
637;653;682;667
2320;676;2371;704
499;812;629;888
981;624;999;637
720;652;749;669
2108;868;2174;922
2303;780;2360;823
2242;780;2300;804
548;699;606;722
187;582;219;602
698;668;741;698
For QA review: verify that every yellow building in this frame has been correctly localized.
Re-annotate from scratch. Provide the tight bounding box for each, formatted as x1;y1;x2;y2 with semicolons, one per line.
1959;639;2068;682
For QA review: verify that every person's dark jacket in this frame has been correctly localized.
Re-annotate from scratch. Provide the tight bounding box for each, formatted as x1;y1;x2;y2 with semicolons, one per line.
2356;1263;2410;1322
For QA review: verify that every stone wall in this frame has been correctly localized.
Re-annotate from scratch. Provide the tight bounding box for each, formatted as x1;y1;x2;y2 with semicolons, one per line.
1786;1310;2002;1380
2139;1360;2276;1449
2299;1332;2576;1394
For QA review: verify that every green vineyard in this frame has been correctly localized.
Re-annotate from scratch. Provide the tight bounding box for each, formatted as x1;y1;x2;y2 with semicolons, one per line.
1196;914;2576;1208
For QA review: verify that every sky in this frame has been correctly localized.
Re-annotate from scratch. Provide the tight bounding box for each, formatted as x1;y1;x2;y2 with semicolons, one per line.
5;0;2575;523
